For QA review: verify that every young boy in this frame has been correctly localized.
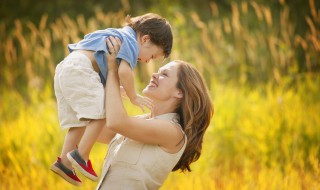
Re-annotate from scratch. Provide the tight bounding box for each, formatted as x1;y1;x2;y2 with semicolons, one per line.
50;13;173;186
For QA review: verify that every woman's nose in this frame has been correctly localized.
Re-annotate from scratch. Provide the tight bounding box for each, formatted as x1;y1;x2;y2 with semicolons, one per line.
152;72;159;78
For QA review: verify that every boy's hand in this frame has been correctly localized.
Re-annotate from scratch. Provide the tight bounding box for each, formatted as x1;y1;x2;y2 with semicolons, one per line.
130;94;153;112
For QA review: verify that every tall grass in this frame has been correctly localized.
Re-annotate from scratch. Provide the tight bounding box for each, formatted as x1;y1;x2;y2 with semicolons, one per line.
1;81;319;190
1;0;319;94
169;0;319;86
0;0;319;189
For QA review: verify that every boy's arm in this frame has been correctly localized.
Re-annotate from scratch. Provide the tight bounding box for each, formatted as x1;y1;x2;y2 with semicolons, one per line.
118;60;153;112
118;60;137;101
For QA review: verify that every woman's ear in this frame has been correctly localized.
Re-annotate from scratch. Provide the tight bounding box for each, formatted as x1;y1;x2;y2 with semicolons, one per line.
173;89;183;99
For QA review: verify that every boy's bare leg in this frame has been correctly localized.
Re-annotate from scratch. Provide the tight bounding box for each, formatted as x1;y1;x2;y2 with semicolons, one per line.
77;119;105;160
60;127;85;169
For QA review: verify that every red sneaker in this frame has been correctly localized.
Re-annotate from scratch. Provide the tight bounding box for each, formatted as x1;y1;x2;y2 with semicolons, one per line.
50;157;82;186
67;149;98;181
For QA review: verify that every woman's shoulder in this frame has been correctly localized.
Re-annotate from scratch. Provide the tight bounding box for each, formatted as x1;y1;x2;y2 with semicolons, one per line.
154;113;180;123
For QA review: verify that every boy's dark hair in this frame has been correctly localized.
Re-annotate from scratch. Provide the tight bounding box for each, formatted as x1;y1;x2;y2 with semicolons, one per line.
125;13;173;58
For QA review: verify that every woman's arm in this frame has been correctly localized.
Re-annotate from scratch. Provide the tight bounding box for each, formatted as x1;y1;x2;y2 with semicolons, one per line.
105;37;183;151
96;126;116;144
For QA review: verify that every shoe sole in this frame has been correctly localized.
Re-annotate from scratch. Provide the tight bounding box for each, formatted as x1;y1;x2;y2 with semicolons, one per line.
50;164;82;186
67;152;98;181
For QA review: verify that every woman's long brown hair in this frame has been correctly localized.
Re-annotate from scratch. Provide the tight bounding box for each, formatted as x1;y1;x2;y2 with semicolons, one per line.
172;60;214;172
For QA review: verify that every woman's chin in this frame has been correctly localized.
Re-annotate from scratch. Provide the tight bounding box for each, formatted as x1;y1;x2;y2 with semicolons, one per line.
142;88;154;98
142;88;149;95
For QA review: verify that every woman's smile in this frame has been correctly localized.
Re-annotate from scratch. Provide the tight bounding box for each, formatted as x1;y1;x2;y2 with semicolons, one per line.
148;80;158;88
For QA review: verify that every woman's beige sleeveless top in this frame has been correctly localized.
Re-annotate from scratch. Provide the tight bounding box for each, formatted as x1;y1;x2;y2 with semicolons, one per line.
97;113;187;190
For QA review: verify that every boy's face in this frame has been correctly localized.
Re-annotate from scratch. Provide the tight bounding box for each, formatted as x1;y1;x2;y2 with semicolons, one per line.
138;35;164;63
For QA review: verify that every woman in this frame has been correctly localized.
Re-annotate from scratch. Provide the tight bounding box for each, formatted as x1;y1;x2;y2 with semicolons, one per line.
97;36;213;190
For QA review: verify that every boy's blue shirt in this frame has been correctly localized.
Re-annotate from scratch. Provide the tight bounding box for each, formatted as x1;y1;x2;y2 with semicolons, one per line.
68;26;139;85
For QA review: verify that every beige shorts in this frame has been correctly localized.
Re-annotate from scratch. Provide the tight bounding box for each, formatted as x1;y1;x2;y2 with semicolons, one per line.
54;51;105;130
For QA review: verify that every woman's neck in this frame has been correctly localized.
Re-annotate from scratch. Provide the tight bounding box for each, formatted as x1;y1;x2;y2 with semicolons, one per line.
150;100;177;118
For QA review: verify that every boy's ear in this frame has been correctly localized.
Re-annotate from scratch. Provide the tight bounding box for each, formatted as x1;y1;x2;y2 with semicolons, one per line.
140;35;151;43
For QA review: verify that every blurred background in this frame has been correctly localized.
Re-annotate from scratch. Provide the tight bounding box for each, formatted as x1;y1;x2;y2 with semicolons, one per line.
0;0;319;189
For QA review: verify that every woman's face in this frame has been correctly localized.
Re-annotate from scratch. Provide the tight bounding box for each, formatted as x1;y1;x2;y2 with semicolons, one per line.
143;61;182;101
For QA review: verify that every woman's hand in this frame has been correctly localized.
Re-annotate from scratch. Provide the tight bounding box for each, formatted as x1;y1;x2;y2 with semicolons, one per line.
106;36;122;72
